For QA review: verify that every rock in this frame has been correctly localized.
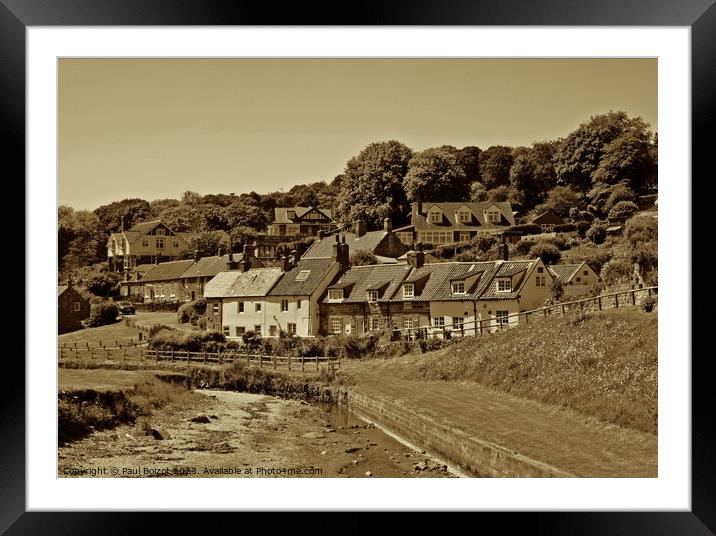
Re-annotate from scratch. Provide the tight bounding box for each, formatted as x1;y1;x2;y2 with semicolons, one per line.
301;432;326;439
190;415;211;424
149;428;170;440
345;446;362;453
326;429;336;433
364;471;372;477
352;460;358;465
209;415;218;419
320;450;327;455
300;400;309;405
125;433;134;439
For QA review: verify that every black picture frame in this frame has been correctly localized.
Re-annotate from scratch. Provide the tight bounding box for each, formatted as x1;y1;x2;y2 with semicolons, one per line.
4;0;704;531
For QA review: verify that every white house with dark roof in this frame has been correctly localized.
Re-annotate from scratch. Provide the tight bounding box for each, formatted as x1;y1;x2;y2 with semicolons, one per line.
547;262;601;298
107;220;199;271
266;206;337;238
393;201;516;247
302;218;407;262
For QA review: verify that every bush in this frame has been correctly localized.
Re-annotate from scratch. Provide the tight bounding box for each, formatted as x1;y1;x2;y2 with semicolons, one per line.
600;257;633;285
624;215;658;246
241;330;262;350
586;223;607;245
642;296;657;313
554;223;576;233
604;183;636;213
349;249;378;266
85;273;121;297
514;240;535;256
528;242;561;265
608;201;639;221
510;223;542;235
87;302;119;327
631;241;658;275
148;323;173;338
551;278;564;301
177;298;207;323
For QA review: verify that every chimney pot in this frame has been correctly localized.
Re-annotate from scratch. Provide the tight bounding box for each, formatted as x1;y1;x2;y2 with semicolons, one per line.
354;219;367;238
384;217;393;233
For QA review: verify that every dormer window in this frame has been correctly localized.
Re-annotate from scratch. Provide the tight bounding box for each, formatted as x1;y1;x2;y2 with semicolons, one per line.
451;281;466;295
155;228;165;235
403;283;415;299
287;210;296;220
367;290;379;303
328;289;344;301
427;210;443;223
296;270;310;281
456;210;471;223
485;210;501;224
496;278;512;292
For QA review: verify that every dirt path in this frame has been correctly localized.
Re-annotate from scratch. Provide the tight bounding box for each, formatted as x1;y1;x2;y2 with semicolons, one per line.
342;359;657;477
58;390;455;478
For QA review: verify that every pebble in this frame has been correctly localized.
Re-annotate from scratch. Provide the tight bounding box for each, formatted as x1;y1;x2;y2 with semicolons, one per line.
320;450;327;455
364;471;372;477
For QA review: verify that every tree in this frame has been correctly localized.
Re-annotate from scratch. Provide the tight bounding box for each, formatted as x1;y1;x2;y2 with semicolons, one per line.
586;223;607;245
225;201;269;231
181;190;203;206
86;273;121;297
456;146;481;183
182;232;231;259
159;205;202;232
87;302;119;327
199;204;230;231
93;198;152;233
479;146;514;189
528;242;561;265
608;200;639;221
624;214;658;246
149;198;181;217
554;111;653;192
470;182;488;202
58;207;106;270
535;186;582;218
591;131;657;192
486;185;517;203
603;183;636;213
403;147;469;202
335;140;414;229
509;141;559;209
349;249;378;266
229;226;259;252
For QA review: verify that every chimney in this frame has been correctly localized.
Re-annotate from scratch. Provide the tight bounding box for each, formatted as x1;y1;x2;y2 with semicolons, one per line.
332;235;340;262
281;255;291;272
194;249;200;262
501;243;509;261
413;201;423;220
217;245;223;257
252;240;260;259
317;230;325;239
384;217;393;233
226;253;240;271
290;249;300;266
354;219;367;238
242;243;252;258
407;249;425;269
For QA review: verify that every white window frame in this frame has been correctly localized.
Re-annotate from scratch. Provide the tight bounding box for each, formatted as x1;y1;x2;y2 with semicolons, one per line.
432;316;445;327
457;210;471;223
496;310;509;325
367;290;379;303
403;283;415;299
73;302;81;312
451;281;466;295
213;303;219;314
459;231;471;242
428;210;442;223
296;270;311;281
236;326;245;336
222;325;230;336
287;323;297;335
404;317;416;330
254;325;262;334
281;299;289;312
496;278;512;292
330;317;343;334
452;316;464;328
328;289;344;301
156;237;165;249
370;317;380;331
536;276;546;287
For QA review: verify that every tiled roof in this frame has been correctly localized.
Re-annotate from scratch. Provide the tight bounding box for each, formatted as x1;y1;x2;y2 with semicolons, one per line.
302;231;388;259
412;201;515;231
268;258;338;297
547;263;583;283
133;263;156;274
204;268;283;298
179;255;234;279
322;264;412;304
127;220;162;233
140;260;196;282
394;262;498;301
177;232;199;243
529;210;564;225
272;206;333;224
58;285;68;297
479;261;536;300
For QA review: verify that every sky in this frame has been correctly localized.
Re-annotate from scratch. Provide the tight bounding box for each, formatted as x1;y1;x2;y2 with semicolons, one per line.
58;58;657;210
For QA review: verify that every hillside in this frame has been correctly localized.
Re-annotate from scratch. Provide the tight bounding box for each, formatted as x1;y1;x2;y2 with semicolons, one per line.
358;308;657;434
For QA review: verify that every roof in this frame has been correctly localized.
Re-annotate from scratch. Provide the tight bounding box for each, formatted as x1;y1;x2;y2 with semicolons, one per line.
272;206;334;224
302;231;388;259
322;264;413;304
204;268;283;298
479;261;536;300
412;201;516;231
547;263;588;284
179;255;235;279
132;263;156;274
140;260;196;282
127;220;162;233
529;210;564;225
268;258;338;296
58;285;68;297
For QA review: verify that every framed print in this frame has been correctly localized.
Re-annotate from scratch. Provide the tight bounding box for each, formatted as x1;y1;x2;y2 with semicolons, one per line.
5;0;707;531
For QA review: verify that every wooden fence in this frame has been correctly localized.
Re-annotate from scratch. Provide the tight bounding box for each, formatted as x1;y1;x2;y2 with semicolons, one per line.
58;346;340;374
394;286;657;340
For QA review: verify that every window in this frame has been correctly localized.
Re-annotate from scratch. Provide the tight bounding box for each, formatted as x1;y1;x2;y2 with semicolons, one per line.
428;210;442;223
403;283;414;299
287;323;297;335
420;231;452;244
155;228;165;235
457;210;471;223
486;210;501;224
281;299;289;312
583;270;589;276
452;317;464;329
142;239;149;247
236;327;245;336
213;303;219;314
73;302;81;312
269;325;277;337
238;302;244;313
173;241;179;248
367;290;379;303
295;270;310;281
537;267;544;273
496;279;512;292
576;277;581;282
459;232;471;242
330;317;343;334
328;289;344;301
496;310;509;325
254;325;262;333
536;276;546;287
370;318;380;331
222;325;230;336
255;303;262;312
296;300;301;309
156;238;165;249
451;281;465;295
404;317;416;330
432;317;445;327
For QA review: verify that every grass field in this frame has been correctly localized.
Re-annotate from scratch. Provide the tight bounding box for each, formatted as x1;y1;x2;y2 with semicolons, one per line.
58;312;180;348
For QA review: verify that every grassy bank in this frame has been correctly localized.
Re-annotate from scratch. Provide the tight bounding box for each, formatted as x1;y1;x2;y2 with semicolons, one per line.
373;309;657;434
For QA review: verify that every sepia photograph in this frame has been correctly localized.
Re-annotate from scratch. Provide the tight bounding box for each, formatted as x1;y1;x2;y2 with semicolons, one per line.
56;57;659;480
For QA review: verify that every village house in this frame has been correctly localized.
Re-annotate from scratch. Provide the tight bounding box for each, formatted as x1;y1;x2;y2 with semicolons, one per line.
320;249;554;337
302;218;407;262
139;259;196;303
58;282;90;334
548;262;601;298
118;263;156;301
528;210;565;233
266;206;338;238
393;201;516;248
204;238;349;338
178;248;264;302
107;220;198;272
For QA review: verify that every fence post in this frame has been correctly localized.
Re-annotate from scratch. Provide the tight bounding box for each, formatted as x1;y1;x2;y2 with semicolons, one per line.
632;290;637;306
203;350;207;364
218;352;222;366
614;293;619;308
171;349;175;362
301;356;305;373
288;356;291;371
123;348;126;362
246;352;250;367
75;347;79;359
316;356;319;373
139;348;143;363
598;297;602;311
106;347;110;359
273;356;277;370
561;304;566;315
